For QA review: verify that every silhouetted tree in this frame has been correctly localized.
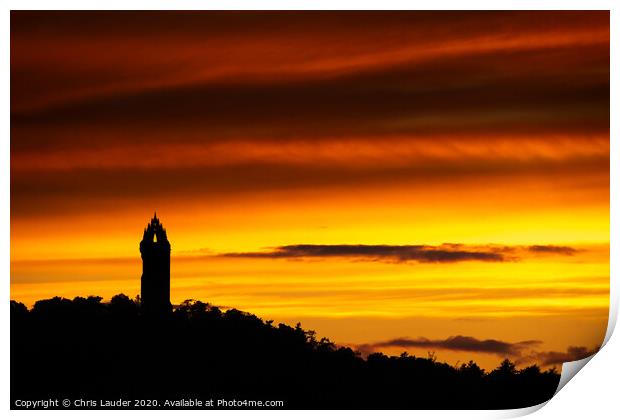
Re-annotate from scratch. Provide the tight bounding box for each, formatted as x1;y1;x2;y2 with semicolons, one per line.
10;295;560;409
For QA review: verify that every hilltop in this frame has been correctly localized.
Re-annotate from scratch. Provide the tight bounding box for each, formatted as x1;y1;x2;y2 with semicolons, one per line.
11;295;560;409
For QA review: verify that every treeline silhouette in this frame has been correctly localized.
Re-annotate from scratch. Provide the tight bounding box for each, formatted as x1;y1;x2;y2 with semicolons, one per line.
11;295;560;409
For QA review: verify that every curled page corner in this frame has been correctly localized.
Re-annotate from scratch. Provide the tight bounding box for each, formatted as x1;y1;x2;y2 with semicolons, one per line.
555;354;596;395
494;401;548;418
551;275;619;394
501;354;600;418
550;273;620;396
553;292;617;394
505;292;616;416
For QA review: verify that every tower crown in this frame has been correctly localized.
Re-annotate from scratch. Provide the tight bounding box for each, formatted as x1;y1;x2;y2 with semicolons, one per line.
142;212;169;245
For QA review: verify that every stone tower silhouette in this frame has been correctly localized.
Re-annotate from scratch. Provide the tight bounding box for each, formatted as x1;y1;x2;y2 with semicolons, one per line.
140;212;171;315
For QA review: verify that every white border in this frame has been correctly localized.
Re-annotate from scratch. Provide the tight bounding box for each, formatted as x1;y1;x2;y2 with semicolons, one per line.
2;2;617;419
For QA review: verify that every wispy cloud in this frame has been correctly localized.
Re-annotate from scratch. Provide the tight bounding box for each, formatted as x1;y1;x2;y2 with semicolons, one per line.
516;346;599;367
356;335;542;357
219;243;578;264
356;335;599;367
528;245;577;255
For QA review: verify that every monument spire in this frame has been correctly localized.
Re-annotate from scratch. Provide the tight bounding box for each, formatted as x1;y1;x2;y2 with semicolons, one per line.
139;213;171;316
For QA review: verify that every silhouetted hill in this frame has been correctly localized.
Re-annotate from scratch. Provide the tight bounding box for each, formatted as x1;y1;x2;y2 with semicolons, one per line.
11;295;560;409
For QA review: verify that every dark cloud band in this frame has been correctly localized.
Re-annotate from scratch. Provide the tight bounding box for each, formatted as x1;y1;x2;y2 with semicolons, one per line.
357;335;541;357
516;346;599;367
220;243;578;263
528;245;577;255
357;336;598;367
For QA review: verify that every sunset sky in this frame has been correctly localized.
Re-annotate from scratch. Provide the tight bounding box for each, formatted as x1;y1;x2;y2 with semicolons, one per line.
10;11;609;370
